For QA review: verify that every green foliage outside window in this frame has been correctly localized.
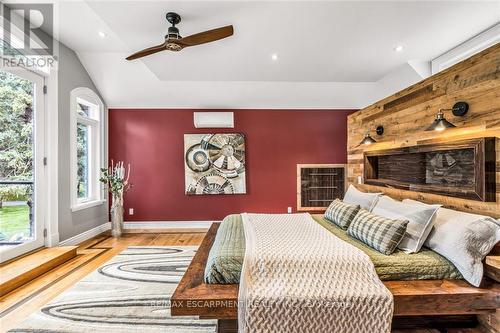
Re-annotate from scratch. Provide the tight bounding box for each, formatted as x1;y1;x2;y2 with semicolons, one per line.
0;71;33;180
76;123;89;198
0;71;34;206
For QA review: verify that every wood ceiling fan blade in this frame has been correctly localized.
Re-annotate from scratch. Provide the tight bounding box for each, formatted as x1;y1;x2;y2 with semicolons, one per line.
178;25;233;47
126;43;167;60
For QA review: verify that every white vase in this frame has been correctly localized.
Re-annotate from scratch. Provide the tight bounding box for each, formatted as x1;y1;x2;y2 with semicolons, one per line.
110;195;124;237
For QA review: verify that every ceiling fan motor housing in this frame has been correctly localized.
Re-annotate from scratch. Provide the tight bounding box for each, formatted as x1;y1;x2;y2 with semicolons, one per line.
167;26;181;39
165;13;183;51
165;26;182;51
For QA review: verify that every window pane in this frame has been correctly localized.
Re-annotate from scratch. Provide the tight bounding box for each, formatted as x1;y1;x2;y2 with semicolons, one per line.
77;102;90;117
0;70;35;244
76;123;90;199
76;97;98;120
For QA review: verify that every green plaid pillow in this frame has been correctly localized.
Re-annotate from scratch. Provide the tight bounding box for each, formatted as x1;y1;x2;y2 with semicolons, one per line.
324;199;360;229
347;209;408;255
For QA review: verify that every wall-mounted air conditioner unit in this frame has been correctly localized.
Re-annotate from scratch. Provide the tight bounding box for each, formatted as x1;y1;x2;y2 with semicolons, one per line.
193;112;234;128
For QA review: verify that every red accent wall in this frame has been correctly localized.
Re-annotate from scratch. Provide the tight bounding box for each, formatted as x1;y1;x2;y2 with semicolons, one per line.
109;109;355;221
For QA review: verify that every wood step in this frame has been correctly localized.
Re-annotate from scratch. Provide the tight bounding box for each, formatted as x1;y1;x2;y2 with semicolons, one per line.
0;248;106;314
0;246;77;297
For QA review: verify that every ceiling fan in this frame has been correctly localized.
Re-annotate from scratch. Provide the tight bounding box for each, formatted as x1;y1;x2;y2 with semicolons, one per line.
126;12;233;60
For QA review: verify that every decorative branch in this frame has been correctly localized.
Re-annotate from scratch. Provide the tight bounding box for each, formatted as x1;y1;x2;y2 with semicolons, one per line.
99;160;132;203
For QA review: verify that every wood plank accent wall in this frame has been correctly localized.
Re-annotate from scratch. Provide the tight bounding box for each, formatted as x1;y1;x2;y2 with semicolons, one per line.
347;43;500;218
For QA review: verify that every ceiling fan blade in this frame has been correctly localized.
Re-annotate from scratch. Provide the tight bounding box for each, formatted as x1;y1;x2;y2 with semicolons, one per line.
178;25;233;47
126;43;167;60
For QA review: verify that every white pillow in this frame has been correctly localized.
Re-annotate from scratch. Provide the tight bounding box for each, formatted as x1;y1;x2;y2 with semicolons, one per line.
342;185;381;211
404;199;500;287
372;196;440;253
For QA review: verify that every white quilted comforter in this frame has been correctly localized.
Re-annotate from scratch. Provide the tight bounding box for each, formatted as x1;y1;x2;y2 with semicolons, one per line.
238;213;393;333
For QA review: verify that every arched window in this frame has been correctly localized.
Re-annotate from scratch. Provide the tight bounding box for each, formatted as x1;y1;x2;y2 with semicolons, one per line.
70;87;105;211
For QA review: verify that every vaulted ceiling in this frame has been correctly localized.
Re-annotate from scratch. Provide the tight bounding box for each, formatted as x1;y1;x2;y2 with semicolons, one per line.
54;1;500;108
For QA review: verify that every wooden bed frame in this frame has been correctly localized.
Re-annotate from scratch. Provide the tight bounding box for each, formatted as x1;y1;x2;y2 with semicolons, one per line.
171;223;500;332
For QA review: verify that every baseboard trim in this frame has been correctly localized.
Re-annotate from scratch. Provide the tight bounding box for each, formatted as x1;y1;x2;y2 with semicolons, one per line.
124;221;216;229
58;221;215;246
59;223;111;246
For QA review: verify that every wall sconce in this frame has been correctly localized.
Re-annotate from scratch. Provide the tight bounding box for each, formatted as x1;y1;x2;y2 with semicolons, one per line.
359;125;384;145
426;102;469;131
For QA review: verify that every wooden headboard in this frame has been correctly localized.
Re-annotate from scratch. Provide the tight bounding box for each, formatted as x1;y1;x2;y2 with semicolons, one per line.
347;43;500;218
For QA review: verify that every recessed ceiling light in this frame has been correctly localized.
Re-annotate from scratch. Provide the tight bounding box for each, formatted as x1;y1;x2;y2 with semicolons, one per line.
394;45;404;52
271;53;278;61
98;31;107;38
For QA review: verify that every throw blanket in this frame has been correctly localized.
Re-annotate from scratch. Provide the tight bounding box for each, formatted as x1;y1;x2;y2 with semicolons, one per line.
238;213;393;333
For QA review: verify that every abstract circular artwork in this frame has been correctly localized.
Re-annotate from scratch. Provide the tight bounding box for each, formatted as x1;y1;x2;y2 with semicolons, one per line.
185;144;211;172
184;133;246;195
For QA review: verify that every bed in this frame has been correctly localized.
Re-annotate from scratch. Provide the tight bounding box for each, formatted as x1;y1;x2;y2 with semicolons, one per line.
171;215;500;332
204;214;462;284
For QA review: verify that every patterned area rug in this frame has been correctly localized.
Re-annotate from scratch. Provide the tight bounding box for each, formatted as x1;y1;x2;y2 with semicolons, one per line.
9;246;217;333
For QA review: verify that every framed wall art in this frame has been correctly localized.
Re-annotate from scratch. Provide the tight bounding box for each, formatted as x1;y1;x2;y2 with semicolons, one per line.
184;133;246;195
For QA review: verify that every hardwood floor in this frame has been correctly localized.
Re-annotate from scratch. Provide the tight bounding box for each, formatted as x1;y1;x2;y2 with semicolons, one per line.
0;231;487;333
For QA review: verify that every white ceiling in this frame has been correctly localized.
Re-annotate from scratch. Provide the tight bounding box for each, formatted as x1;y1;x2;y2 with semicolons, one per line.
54;1;500;108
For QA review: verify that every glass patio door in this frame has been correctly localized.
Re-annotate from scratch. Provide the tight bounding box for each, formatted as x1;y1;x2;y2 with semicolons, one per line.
0;68;45;263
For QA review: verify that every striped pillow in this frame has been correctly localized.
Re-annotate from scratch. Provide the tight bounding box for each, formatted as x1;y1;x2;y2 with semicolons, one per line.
347;209;408;255
324;199;360;229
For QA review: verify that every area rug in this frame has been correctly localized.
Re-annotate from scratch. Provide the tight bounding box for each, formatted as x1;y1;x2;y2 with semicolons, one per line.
9;246;217;333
